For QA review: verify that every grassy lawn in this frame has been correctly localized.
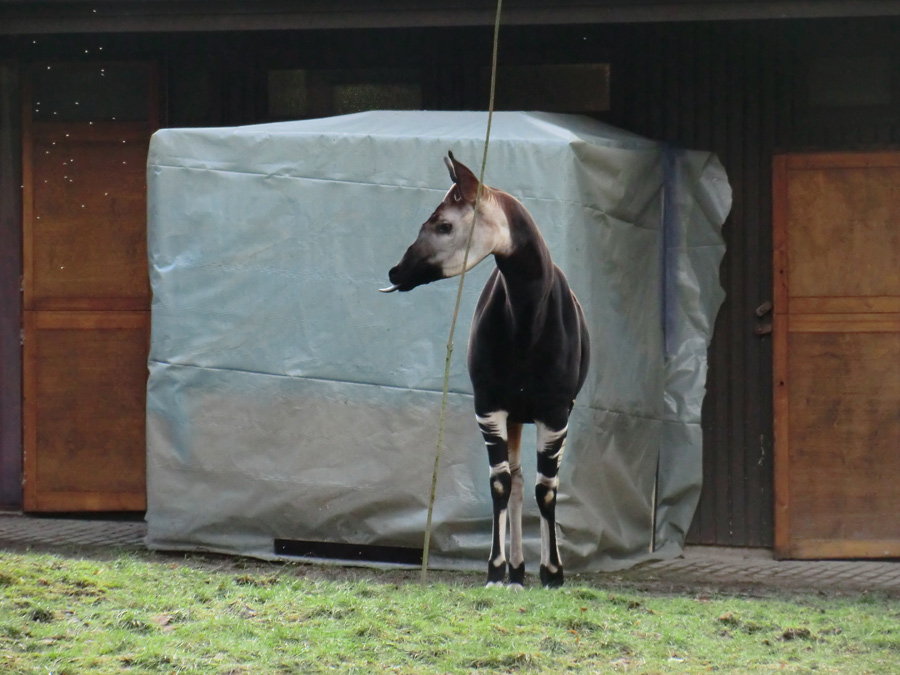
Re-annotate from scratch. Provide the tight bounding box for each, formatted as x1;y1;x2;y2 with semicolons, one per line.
1;550;899;674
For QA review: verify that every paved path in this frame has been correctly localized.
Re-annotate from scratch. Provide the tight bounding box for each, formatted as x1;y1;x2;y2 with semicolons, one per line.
2;513;899;594
0;513;146;549
614;545;900;594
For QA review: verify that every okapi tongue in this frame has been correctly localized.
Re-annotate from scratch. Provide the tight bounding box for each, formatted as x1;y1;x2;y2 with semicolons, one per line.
378;284;401;293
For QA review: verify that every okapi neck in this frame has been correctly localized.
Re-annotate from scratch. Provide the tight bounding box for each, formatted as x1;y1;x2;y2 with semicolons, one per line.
494;242;553;286
491;193;555;289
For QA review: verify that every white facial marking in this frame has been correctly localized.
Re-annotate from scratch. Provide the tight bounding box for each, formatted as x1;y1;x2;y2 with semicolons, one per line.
435;190;513;278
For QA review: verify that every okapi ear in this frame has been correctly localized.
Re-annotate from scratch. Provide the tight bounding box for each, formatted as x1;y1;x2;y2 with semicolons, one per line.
444;153;458;183
445;151;480;203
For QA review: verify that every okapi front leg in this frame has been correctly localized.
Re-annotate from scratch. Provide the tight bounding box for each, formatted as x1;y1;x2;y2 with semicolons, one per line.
477;411;511;586
535;421;568;588
506;422;525;588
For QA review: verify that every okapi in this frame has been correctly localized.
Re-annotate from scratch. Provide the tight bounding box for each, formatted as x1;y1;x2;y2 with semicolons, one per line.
382;153;590;588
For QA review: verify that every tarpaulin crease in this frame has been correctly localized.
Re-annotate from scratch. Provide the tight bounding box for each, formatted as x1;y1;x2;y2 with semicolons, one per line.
145;111;730;571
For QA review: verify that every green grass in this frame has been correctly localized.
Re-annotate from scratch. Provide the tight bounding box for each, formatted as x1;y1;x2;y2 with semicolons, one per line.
1;550;899;674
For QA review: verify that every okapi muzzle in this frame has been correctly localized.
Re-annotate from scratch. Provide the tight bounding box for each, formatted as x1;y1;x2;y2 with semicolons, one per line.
382;239;445;293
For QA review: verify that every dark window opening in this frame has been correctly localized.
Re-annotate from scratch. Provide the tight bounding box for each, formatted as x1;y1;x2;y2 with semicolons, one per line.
30;63;152;123
267;68;422;120
808;55;892;109
483;63;611;113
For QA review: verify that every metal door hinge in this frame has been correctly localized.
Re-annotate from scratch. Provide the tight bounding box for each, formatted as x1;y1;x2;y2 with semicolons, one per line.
756;300;773;317
756;300;773;336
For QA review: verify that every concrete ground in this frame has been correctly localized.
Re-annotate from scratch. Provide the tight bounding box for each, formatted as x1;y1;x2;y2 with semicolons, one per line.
2;512;899;595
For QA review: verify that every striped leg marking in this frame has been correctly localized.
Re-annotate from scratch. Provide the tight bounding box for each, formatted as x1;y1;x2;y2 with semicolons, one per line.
535;421;567;588
477;411;511;586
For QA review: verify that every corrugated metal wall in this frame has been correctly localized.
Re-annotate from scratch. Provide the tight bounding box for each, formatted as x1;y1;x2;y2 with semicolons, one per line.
609;18;900;546
159;18;900;548
616;21;778;547
4;16;898;542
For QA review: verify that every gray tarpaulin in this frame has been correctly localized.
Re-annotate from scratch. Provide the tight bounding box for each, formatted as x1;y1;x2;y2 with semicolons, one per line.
145;111;730;571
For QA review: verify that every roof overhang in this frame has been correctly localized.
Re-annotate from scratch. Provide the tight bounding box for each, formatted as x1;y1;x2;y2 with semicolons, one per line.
3;0;900;34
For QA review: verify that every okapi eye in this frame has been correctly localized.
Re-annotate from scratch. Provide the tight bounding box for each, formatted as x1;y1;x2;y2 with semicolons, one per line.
436;222;452;235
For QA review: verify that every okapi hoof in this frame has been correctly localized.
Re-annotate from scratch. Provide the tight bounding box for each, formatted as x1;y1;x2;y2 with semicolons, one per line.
486;560;507;586
508;562;526;588
540;564;564;588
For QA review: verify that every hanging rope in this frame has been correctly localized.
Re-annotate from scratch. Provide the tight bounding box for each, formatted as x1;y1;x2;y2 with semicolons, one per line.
421;0;504;584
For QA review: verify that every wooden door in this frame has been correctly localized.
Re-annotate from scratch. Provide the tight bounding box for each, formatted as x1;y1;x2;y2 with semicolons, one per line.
22;63;157;511
773;152;900;559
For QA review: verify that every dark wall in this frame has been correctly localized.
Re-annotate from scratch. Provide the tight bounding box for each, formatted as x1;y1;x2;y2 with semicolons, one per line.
2;17;898;542
0;62;22;509
620;21;780;547
499;19;900;547
612;20;900;546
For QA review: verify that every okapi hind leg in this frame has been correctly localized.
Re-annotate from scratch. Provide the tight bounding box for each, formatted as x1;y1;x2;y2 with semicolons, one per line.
535;421;568;588
506;422;525;588
477;411;511;586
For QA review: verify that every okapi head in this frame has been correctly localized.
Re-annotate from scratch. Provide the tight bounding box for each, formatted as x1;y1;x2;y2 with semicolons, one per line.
380;153;511;292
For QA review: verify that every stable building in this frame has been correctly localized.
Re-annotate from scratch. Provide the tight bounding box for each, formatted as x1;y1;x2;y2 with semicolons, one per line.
1;1;899;559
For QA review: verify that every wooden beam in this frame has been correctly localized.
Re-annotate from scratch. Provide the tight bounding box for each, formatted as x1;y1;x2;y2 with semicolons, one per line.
788;314;900;333
789;539;900;559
